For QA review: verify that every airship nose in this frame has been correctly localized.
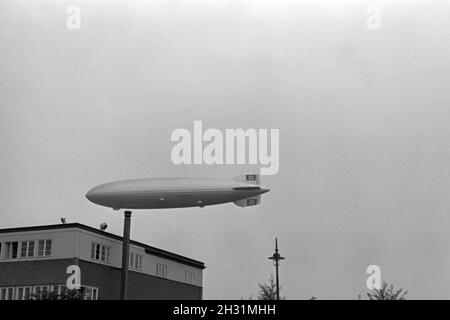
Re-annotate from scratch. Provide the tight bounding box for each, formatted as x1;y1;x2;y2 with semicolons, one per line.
85;187;100;203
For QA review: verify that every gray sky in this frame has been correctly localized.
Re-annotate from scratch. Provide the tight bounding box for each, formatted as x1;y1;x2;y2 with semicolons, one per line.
1;0;449;299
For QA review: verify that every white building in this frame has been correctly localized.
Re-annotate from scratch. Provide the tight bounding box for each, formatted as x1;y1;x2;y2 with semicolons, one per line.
0;223;204;300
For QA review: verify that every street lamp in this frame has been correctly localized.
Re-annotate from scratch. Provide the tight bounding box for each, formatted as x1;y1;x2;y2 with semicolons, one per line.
268;237;285;300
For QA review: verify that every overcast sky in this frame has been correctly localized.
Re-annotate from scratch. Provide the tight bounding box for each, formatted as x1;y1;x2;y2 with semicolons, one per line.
0;0;449;299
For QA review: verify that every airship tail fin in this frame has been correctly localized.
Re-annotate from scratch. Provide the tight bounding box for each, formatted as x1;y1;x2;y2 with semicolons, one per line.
233;174;260;185
234;195;261;207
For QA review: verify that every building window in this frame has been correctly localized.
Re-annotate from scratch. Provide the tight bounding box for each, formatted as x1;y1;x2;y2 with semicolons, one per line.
16;286;32;300
3;241;18;260
92;288;98;300
83;286;99;300
34;285;50;299
37;239;52;257
0;287;15;300
101;245;106;261
135;254;142;270
20;240;35;258
129;253;143;271
156;263;167;278
185;271;195;284
57;285;67;296
91;242;99;260
129;252;134;268
91;242;111;263
105;246;111;263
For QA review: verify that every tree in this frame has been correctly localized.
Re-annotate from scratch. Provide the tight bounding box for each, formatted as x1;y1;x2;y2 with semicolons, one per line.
367;281;408;300
256;274;285;300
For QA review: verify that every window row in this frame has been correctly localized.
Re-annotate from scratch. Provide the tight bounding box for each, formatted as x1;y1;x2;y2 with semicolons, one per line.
90;243;145;271
0;239;52;260
0;285;98;300
88;243;195;285
90;242;111;263
155;263;196;284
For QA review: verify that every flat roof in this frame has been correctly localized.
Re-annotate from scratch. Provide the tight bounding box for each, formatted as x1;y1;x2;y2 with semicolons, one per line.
0;223;205;269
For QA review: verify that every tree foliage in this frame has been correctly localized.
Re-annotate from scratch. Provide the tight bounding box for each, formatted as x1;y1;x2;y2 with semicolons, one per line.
367;281;408;300
256;274;285;300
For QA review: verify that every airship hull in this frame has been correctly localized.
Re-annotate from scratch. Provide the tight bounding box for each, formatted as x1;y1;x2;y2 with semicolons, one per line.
86;176;269;210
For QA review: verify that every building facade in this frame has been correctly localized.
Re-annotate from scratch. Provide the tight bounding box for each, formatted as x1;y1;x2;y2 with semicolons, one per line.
0;223;204;300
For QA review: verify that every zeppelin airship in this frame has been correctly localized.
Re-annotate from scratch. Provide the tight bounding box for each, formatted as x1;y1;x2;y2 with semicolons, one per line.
85;174;270;210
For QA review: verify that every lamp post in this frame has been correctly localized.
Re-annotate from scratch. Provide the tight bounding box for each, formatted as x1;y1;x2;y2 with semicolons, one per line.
120;210;132;300
268;237;285;300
